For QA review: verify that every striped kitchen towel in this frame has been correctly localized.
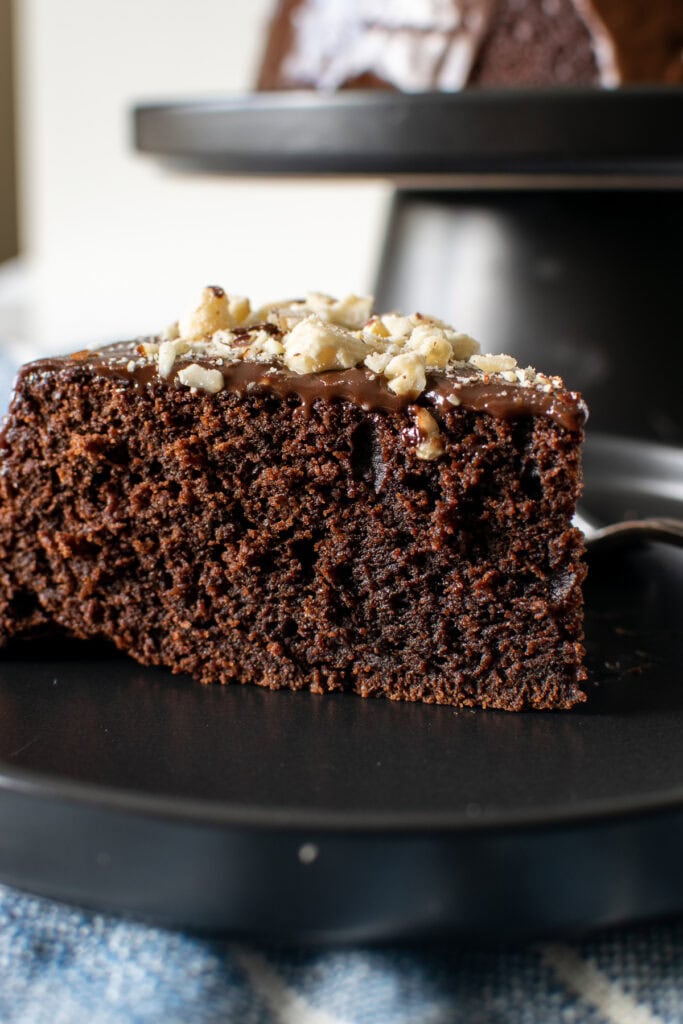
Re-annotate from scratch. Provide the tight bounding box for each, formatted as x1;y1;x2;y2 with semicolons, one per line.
0;884;681;1024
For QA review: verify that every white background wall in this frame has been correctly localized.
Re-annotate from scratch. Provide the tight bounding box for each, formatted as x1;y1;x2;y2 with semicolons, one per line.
14;0;391;349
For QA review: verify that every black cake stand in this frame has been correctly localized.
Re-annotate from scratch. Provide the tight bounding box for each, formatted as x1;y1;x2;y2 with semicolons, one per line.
0;90;680;943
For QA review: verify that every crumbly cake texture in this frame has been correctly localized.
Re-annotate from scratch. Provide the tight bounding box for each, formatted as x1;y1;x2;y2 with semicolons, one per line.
0;288;588;710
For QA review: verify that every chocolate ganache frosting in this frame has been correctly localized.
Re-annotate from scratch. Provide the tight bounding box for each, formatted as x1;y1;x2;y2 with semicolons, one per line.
11;287;587;440
16;344;585;434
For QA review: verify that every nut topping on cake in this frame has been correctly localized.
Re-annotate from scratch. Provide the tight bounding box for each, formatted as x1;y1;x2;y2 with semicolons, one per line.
413;408;445;461
282;317;368;374
383;352;426;398
470;353;518;374
177;364;225;394
141;286;567;407
178;285;251;340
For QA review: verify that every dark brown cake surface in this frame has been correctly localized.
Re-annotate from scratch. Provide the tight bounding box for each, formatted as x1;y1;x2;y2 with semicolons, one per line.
257;0;683;91
0;289;588;710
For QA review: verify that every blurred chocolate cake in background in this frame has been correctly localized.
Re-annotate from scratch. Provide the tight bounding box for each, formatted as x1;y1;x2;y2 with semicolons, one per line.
257;0;683;91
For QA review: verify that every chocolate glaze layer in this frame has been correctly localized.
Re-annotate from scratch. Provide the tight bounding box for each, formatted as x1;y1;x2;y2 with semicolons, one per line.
13;339;587;433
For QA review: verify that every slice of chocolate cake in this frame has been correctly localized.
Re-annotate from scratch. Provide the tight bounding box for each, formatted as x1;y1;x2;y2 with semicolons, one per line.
257;0;683;91
0;288;588;710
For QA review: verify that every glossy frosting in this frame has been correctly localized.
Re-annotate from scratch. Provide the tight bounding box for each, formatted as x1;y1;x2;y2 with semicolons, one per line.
19;340;587;433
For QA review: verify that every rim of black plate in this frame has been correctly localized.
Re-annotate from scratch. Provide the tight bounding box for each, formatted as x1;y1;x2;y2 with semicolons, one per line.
1;757;683;836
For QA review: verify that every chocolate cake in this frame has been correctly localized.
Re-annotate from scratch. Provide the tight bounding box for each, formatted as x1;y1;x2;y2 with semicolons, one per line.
0;288;588;710
257;0;683;91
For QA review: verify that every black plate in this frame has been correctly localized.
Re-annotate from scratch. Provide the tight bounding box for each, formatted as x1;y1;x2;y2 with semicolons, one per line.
133;89;683;176
0;433;681;942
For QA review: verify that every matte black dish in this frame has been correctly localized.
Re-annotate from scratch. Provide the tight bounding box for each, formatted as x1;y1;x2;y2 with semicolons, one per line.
0;433;681;941
133;90;683;176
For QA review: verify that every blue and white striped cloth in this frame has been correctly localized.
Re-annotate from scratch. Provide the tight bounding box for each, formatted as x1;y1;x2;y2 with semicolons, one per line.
0;884;681;1024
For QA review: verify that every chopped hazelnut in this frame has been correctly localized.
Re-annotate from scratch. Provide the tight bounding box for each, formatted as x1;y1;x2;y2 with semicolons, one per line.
306;292;373;330
414;408;444;461
384;352;426;397
381;313;414;339
227;295;250;326
283;316;368;374
407;325;452;369
470;353;518;374
243;329;286;362
364;350;393;374
179;286;246;339
363;317;390;339
448;331;480;360
177;364;225;393
158;339;190;379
